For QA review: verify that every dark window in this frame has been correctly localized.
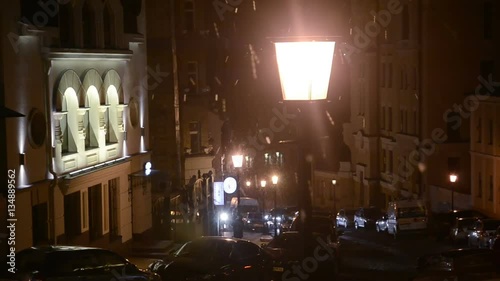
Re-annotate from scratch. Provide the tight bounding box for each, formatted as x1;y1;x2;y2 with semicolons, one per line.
479;60;496;97
447;157;460;174
388;107;393;130
381;63;386;87
489;119;493;144
489;176;494;201
484;2;493;40
477;118;482;143
189;121;201;153
21;0;58;27
388;63;393;88
478;172;483;198
121;0;141;33
187;62;198;93
402;5;409;40
184;0;195;31
64;192;81;237
103;4;114;48
381;107;385;129
446;112;461;141
59;3;73;48
82;0;96;48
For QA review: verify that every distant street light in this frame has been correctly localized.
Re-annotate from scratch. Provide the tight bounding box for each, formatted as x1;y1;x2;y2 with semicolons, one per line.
246;180;251;187
449;174;457;211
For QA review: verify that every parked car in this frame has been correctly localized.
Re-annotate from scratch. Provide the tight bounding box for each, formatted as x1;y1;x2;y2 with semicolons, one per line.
261;231;340;281
149;236;272;281
486;226;500;250
468;219;500;248
413;248;499;281
449;217;480;245
336;208;356;228
430;209;488;240
13;245;159;281
375;214;389;232
243;212;265;231
289;215;340;243
354;207;383;230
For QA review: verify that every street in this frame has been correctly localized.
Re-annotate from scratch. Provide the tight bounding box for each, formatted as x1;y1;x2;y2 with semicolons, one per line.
127;226;457;280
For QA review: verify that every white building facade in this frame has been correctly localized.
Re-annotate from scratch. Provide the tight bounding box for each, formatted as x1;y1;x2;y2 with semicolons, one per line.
2;0;152;251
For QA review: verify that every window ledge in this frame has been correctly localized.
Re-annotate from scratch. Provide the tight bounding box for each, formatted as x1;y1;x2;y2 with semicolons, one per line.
43;48;133;61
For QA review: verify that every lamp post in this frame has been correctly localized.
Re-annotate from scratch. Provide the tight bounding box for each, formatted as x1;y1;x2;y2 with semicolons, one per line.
272;175;279;237
260;179;267;234
274;39;337;241
332;179;337;216
232;153;244;238
449;174;457;211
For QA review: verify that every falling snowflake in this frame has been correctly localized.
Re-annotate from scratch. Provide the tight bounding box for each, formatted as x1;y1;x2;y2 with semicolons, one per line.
234;79;239;86
213;22;220;38
225;56;229;63
215;77;222;85
249;44;260;79
325;111;335;126
253;0;257;11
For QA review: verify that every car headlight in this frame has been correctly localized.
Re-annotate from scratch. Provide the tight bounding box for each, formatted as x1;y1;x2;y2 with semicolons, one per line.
277;217;282;221
220;212;229;221
264;215;269;220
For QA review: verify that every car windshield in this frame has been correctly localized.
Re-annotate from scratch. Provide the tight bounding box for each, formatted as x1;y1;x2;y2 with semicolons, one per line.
174;239;233;259
247;213;263;220
398;207;426;218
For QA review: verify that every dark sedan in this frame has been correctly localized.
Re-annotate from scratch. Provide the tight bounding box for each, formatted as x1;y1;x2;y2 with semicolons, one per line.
262;231;340;281
12;245;159;281
149;236;272;281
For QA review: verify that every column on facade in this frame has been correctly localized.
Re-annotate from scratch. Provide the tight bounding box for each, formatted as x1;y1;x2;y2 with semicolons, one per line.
116;104;128;133
98;105;109;145
53;112;67;157
77;108;90;150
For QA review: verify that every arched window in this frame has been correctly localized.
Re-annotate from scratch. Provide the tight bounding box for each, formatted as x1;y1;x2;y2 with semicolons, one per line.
82;0;96;48
85;86;100;149
106;85;119;144
59;2;74;47
103;3;115;48
82;69;103;150
61;88;79;154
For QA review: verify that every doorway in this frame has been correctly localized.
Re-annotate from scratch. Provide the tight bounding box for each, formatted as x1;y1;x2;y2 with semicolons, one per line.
89;184;102;241
32;203;48;245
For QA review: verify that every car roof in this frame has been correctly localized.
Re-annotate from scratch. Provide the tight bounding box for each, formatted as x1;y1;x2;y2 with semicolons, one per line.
25;245;102;253
435;248;492;258
198;236;251;243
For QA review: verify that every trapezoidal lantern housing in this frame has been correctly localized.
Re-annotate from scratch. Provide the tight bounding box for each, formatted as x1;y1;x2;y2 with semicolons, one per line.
274;39;336;101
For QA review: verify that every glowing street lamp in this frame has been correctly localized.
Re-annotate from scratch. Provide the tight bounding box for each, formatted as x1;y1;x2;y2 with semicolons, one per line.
449;174;458;211
260;180;267;188
274;38;337;238
275;40;336;101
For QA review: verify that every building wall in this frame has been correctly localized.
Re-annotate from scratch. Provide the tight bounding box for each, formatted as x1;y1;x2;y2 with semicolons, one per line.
2;0;152;251
339;0;500;212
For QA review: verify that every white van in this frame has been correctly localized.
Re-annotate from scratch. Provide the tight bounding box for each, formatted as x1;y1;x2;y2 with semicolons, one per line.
386;199;428;237
230;197;260;215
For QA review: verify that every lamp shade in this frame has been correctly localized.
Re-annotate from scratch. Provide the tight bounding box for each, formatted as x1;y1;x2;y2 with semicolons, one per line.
332;179;336;185
272;175;279;185
232;154;244;168
449;174;458;183
260;180;267;188
274;41;336;101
